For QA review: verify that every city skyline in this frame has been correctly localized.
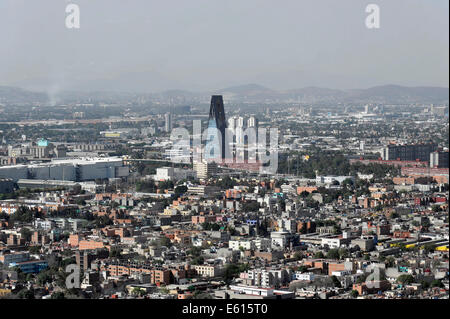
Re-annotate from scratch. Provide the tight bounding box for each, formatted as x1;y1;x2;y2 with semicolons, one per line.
0;0;448;305
0;0;448;94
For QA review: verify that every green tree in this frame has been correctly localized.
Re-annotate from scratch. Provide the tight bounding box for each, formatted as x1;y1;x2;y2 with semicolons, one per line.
190;256;204;266
385;256;396;267
51;292;65;299
136;180;156;192
420;280;430;290
29;245;41;254
242;201;260;213
37;270;53;286
109;247;122;258
297;266;309;273
223;263;250;284
326;249;340;260
338;248;349;260
430;279;444;288
293;251;303;261
174;185;188;196
397;274;415;285
187;246;202;257
17;289;35;299
76;199;86;206
10;206;35;223
331;275;342;288
159;236;172;247
131;287;146;297
314;252;325;259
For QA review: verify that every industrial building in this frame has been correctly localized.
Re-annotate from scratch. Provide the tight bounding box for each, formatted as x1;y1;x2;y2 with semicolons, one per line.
381;143;438;162
16;179;101;192
0;157;129;182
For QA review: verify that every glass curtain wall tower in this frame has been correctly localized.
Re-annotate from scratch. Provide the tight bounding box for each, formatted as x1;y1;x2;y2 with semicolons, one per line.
205;95;227;162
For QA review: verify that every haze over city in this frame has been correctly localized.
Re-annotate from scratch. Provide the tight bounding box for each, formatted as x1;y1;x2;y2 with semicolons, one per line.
0;0;448;93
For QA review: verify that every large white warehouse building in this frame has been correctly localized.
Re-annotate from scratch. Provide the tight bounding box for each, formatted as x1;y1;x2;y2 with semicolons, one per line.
0;157;129;182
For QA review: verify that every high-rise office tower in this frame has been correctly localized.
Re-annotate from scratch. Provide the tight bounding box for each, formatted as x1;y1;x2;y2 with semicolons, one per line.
248;116;258;128
236;116;245;128
231;116;246;163
364;105;369;114
235;116;245;147
165;113;172;133
205;95;227;161
227;117;236;131
247;116;258;161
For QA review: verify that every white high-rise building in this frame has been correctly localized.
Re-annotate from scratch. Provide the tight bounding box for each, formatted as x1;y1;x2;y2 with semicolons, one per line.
364;105;369;114
430;152;439;168
227;117;236;131
236;117;244;128
235;117;245;146
236;127;245;146
247;116;257;128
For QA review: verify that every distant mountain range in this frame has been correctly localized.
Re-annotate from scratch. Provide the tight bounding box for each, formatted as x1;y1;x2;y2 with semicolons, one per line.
344;85;450;104
0;86;48;104
0;84;448;105
216;84;449;104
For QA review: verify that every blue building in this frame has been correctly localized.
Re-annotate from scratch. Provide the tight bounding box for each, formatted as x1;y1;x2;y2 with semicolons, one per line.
10;260;48;274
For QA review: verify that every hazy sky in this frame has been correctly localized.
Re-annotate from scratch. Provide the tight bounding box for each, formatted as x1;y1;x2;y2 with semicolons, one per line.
0;0;448;93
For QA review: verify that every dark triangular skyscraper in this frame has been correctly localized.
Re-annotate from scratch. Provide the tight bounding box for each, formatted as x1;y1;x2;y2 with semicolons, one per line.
205;95;227;161
209;95;226;137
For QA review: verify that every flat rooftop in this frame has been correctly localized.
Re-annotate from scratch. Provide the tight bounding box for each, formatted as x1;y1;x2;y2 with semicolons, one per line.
0;157;124;169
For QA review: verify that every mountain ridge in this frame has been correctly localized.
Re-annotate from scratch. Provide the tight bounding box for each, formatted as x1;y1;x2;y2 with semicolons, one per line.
0;84;448;105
